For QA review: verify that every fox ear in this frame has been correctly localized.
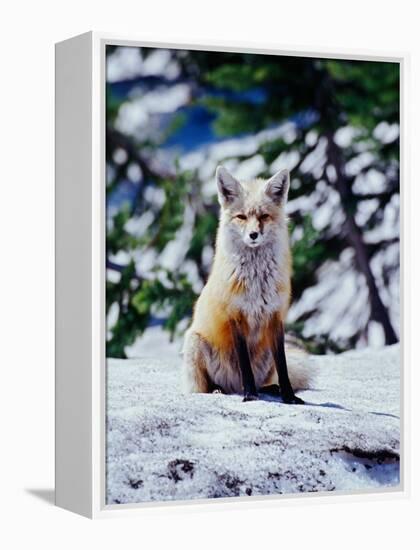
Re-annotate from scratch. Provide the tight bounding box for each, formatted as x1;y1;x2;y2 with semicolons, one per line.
216;165;241;206
265;169;290;204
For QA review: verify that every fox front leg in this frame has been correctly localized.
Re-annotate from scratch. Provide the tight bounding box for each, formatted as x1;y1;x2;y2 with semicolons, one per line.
232;325;258;402
273;326;304;405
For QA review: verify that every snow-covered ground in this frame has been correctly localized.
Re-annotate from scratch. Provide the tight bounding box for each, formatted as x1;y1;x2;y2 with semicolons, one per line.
106;330;400;505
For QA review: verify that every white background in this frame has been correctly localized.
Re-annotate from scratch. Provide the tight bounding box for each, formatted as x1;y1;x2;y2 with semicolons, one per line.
0;1;418;548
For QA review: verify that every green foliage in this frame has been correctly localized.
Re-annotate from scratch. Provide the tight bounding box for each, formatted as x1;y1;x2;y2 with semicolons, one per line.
106;84;124;125
324;60;399;130
152;176;188;251
200;96;264;136
132;272;197;339
290;216;329;292
106;261;148;358
107;206;141;255
187;210;218;264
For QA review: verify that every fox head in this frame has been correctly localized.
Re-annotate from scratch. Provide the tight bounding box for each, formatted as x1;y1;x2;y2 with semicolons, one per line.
216;165;289;250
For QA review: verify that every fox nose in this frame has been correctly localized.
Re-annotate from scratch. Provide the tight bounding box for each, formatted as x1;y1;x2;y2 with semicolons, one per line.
249;232;258;240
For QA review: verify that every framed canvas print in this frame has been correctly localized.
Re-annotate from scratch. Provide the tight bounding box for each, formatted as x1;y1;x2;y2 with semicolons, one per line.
55;32;407;518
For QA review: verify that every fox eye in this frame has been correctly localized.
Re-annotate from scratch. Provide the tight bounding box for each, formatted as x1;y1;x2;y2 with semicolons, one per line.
236;214;247;220
260;213;270;221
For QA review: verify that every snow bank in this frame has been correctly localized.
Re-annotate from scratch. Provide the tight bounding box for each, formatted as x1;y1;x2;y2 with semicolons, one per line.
106;341;400;504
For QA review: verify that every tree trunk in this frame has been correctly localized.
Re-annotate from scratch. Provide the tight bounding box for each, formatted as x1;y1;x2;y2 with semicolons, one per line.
325;132;398;345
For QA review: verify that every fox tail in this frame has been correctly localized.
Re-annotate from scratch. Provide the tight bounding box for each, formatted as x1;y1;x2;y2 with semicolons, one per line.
265;345;316;392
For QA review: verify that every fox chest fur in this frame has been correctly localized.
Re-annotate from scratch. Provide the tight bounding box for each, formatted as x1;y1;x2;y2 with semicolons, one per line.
227;244;290;328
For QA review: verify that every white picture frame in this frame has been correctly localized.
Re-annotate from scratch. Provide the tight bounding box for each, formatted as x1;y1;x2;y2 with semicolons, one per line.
55;31;409;518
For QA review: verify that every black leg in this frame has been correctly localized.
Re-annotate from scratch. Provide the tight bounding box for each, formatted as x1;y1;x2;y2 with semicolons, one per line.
209;382;225;394
259;384;280;396
273;326;304;405
232;324;258;402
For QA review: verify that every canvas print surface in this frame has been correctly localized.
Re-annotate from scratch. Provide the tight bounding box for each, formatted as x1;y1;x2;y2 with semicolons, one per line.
105;45;400;505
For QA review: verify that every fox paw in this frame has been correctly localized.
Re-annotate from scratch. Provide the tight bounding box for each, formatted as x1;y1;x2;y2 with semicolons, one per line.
243;393;259;402
281;394;305;405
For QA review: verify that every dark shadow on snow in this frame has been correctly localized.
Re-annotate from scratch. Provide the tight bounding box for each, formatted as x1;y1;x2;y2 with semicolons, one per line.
257;393;351;411
212;391;400;419
369;411;400;420
302;401;351;411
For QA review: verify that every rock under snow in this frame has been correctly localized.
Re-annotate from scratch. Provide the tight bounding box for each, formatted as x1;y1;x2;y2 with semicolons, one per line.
106;341;400;505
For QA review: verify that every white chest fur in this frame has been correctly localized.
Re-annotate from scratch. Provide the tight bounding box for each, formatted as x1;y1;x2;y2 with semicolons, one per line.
229;244;288;325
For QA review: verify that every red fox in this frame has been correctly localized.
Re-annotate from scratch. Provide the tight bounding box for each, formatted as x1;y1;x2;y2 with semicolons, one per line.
182;165;313;404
